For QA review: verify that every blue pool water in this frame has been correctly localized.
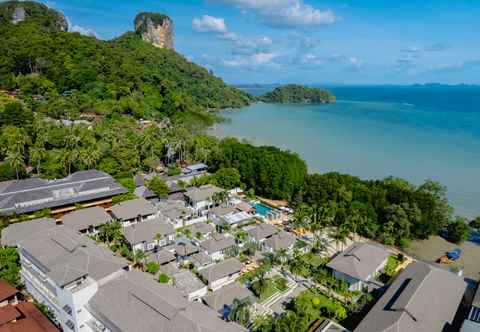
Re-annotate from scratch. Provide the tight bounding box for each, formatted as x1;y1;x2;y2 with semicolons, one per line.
254;203;274;217
212;85;480;218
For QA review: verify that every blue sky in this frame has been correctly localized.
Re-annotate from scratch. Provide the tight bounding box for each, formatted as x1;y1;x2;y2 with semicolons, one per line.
44;0;480;84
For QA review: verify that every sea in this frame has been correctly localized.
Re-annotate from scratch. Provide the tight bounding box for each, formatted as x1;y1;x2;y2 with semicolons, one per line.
210;85;480;219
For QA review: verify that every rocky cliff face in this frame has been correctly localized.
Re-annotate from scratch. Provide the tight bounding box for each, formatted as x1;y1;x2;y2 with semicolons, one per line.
134;12;174;50
0;1;68;32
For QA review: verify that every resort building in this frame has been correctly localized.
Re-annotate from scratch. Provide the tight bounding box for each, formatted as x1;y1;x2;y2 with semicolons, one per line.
190;251;214;270
203;282;255;318
198;258;244;291
110;198;157;226
355;261;468;332
174;241;201;262
326;242;389;292
0;170;127;216
157;200;201;229
200;233;236;261
1;217;57;247
263;230;296;255
159;263;208;302
0;281;59;332
184;163;208;175
186;222;215;240
209;205;252;228
2;220;246;332
461;285;480;331
245;223;279;244
61;206;112;235
147;248;177;266
184;184;224;213
121;218;175;252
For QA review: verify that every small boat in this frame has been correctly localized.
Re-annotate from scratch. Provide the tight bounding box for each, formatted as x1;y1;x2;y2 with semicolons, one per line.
438;248;462;264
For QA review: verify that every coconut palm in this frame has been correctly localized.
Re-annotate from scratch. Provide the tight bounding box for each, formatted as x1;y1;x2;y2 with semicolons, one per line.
5;151;24;180
29;145;46;175
228;298;251;327
132;250;147;270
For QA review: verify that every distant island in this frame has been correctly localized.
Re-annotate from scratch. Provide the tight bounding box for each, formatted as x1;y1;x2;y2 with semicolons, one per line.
259;84;336;104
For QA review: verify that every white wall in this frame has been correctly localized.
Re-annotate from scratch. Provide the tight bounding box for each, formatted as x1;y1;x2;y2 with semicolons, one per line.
210;272;240;291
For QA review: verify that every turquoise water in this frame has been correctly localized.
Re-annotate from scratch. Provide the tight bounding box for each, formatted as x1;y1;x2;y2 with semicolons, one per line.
254;203;274;217
212;86;480;218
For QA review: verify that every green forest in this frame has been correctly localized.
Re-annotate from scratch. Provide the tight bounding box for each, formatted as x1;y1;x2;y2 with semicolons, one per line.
259;84;336;104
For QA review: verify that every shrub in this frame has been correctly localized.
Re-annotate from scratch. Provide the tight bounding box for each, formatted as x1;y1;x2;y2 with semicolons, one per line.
158;273;170;283
146;262;160;275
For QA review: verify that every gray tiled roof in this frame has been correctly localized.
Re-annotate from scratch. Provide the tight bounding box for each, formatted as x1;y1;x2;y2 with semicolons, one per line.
200;234;235;254
327;242;389;281
18;226;128;287
148;249;176;265
199;258;243;283
174;242;200;257
190;252;213;268
184;185;223;203
210;205;237;217
171;270;206;298
187;222;215;236
1;217;57;247
354;261;468;332
111;198;156;220
121;219;174;245
246;223;278;241
203;282;254;312
265;231;296;252
0;170;127;215
62;207;112;232
87;270;246;332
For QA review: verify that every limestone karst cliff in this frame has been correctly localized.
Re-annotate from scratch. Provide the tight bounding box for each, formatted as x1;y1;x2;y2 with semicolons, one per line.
0;0;68;32
134;12;174;50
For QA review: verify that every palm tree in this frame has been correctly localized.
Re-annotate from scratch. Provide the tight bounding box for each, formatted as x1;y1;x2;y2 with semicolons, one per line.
132;250;147;270
330;225;349;252
98;220;123;248
5;151;24;180
29;145;46;175
154;233;163;247
80;147;101;169
228;298;251;327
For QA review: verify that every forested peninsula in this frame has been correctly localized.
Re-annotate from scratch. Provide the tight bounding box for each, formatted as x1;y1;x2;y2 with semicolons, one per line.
259;84;336;104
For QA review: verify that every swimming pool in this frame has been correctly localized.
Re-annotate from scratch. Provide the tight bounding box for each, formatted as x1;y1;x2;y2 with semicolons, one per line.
254;203;273;216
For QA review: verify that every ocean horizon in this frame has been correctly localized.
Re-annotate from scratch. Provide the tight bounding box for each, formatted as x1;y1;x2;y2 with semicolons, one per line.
211;85;480;219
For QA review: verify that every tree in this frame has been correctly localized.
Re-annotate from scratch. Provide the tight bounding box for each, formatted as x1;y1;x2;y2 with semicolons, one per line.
470;217;480;231
132;250;147;269
98;220;123;247
5;151;24;180
0;247;20;286
213;168;242;190
228;298;251;327
147;176;170;198
446;217;471;244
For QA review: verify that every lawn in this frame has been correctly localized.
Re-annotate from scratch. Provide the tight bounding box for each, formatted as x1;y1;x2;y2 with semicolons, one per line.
255;276;290;304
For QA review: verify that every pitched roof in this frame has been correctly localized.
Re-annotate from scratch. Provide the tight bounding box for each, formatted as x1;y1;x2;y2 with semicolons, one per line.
121;219;174;245
265;231;296;251
326;242;389;281
0;302;59;332
0;281;18;302
190;252;213;268
184;185;223;203
1;218;57;247
18;226;128;287
111;198;156;220
186;222;215;236
210;205;237;217
148;249;176;265
203;282;254;311
171;270;206;298
198;258;244;283
354;261;468;332
158;201;193;220
200;234;235;254
174;242;200;257
0;170;127;215
62;207;112;232
246;223;278;241
87;270;245;332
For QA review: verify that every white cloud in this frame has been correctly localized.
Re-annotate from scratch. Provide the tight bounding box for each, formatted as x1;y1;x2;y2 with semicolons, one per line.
223;52;279;67
192;15;228;33
215;0;339;28
70;24;98;38
193;15;273;55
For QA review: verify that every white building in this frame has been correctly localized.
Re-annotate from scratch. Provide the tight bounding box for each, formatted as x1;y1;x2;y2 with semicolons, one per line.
121;218;175;252
184;185;224;214
198;258;244;291
327;242;389;292
111;198;157;227
200;233;236;261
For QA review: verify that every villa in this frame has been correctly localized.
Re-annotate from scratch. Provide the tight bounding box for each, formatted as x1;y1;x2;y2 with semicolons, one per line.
0;170;127;216
263;230;296;255
184;184;224;213
200;233;236;261
157;200;201;229
326;242;389;292
186;222;215;240
121;218;175;252
148;248;176;266
111;198;157;226
199;258;244;291
190;251;214;270
209;205;252;228
1;217;246;332
203;282;255;318
174;241;201;262
159;262;208;301
245;223;279;244
355;261;468;332
61;206;112;235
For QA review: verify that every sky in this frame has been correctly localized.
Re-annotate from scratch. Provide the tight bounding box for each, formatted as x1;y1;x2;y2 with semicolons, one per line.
40;0;480;85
